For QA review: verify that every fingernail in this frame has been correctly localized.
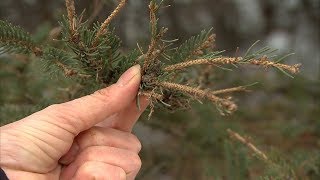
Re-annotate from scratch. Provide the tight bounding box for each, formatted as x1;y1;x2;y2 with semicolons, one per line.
117;65;141;86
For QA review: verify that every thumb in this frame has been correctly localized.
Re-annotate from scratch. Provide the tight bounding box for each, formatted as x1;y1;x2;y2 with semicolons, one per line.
40;65;141;135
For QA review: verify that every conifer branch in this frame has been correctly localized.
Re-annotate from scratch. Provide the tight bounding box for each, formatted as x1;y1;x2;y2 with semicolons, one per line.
164;57;240;71
0;20;42;55
212;85;249;95
94;0;127;41
227;129;268;161
248;57;301;74
157;81;237;114
65;0;76;35
41;47;89;77
143;27;168;72
164;56;301;75
142;1;168;74
0;0;301;119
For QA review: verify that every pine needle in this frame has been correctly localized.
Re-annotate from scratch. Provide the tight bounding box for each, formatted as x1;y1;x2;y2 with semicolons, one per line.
244;40;260;58
275;53;295;63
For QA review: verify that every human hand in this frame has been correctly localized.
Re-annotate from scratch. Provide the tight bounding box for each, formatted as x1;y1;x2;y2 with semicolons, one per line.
0;65;149;180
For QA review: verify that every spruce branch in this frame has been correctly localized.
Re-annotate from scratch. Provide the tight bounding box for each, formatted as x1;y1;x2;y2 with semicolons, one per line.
157;81;237;114
42;47;87;77
163;56;301;76
142;1;168;74
65;0;77;35
94;0;127;42
0;0;301;118
1;4;309;177
143;27;168;73
248;57;301;74
212;85;251;95
164;57;239;71
0;20;41;56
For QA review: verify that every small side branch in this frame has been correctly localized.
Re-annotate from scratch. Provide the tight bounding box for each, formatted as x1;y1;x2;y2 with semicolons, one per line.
142;1;168;73
0;36;42;56
65;0;76;34
212;85;248;95
143;27;167;72
157;81;237;113
164;57;241;71
227;129;268;161
95;0;127;41
249;57;301;74
164;56;301;75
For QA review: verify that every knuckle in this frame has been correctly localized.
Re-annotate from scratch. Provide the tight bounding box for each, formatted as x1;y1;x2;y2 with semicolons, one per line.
128;134;142;152
119;168;127;180
131;153;142;170
78;161;126;180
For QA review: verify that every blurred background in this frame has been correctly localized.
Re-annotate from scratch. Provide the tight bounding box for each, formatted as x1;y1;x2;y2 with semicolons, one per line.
0;0;319;179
